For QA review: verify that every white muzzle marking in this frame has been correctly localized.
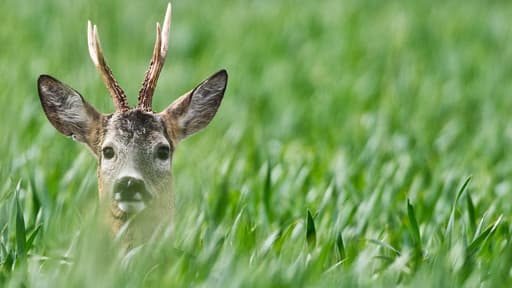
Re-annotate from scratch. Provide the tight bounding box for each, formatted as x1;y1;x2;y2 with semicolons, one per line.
118;200;146;213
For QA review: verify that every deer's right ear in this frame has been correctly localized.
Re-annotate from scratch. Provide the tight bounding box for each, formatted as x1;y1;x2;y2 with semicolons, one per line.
38;75;102;148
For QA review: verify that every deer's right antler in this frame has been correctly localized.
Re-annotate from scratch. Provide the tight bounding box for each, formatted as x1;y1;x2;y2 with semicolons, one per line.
88;21;130;112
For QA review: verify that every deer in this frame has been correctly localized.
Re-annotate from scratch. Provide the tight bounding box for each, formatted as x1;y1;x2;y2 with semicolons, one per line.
37;3;227;243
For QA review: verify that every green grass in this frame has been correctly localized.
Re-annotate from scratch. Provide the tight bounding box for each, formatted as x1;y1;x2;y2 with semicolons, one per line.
2;0;512;286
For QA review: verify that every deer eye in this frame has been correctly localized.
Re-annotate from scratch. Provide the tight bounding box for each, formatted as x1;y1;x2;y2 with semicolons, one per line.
102;146;115;160
156;145;170;160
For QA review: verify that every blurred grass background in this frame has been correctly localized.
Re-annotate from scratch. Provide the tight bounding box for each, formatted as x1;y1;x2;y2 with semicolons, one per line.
2;0;512;286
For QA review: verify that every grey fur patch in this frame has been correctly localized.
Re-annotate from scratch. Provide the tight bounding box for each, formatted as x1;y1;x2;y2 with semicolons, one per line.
98;109;173;217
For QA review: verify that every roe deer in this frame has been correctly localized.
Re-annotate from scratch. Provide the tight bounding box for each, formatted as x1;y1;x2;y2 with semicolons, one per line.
37;3;227;242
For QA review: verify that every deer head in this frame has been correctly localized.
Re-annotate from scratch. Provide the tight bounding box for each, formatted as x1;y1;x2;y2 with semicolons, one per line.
37;3;227;240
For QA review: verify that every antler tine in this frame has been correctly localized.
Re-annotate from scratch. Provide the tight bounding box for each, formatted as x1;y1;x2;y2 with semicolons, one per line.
87;21;130;112
138;2;172;112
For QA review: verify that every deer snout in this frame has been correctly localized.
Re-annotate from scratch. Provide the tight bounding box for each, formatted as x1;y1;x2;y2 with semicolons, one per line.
113;176;152;213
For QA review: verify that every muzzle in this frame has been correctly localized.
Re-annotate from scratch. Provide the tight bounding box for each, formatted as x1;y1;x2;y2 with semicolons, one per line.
113;176;153;213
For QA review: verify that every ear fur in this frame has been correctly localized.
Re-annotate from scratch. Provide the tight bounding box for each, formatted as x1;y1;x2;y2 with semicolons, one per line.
38;75;102;150
160;69;227;142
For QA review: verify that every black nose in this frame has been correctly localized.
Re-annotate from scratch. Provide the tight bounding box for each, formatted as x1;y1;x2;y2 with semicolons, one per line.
113;177;152;202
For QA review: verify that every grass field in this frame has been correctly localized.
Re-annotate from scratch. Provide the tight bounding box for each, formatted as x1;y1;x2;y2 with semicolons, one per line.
2;0;512;286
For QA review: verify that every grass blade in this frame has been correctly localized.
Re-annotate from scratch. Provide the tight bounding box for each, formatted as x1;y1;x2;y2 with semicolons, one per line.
336;232;346;262
26;225;42;252
407;198;422;253
15;192;26;261
445;176;472;244
467;215;503;257
0;241;14;271
466;191;476;237
367;239;401;256
306;209;316;249
28;176;42;223
474;211;487;240
263;161;273;222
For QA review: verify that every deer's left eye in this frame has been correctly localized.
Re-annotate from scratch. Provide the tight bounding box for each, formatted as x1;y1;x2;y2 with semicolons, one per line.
156;145;170;160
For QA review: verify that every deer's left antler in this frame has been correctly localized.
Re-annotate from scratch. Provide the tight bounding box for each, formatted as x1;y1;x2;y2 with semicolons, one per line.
138;3;172;112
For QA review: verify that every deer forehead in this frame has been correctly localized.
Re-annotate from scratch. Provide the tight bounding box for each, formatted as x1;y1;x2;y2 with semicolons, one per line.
102;109;171;150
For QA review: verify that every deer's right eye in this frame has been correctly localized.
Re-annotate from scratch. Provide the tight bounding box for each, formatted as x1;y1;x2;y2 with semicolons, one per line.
102;147;115;160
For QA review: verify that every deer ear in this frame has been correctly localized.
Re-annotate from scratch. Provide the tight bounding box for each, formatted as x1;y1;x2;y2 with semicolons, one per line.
38;75;102;149
161;69;227;142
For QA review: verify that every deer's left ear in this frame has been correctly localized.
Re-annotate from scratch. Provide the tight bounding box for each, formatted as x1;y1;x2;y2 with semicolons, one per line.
160;69;227;142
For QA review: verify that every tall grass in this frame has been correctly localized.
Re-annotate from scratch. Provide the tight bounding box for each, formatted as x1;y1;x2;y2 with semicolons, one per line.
2;0;512;286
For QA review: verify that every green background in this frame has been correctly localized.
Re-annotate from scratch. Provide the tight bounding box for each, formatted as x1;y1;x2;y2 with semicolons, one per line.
1;0;512;286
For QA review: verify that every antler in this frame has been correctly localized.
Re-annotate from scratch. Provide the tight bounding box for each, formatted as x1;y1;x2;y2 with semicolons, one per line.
138;3;172;112
87;21;130;112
